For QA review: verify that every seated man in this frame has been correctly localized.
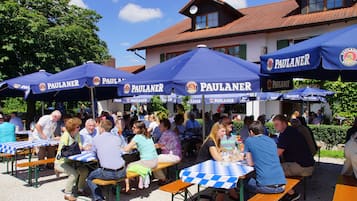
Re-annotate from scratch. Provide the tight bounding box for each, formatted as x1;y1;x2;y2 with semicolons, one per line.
86;120;126;201
0;113;16;143
79;118;97;151
245;121;286;195
341;132;357;178
9;112;24;131
273;114;315;201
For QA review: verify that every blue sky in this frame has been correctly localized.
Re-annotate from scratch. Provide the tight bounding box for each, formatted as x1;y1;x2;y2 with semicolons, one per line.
70;0;282;67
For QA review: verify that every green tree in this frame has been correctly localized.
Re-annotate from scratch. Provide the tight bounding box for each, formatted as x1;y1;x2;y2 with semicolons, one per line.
294;79;357;123
0;0;109;80
151;96;168;120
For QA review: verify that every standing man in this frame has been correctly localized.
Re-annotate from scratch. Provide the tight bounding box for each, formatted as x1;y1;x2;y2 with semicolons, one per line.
273;114;315;201
9;112;24;131
32;110;62;169
86;120;126;201
79;118;97;151
245;121;286;195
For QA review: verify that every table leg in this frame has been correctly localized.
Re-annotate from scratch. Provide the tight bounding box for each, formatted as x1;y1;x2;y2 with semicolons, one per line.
239;179;244;201
27;148;32;184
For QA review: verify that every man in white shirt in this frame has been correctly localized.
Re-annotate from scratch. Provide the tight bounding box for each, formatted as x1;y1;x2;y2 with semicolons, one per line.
32;110;61;169
79;118;97;151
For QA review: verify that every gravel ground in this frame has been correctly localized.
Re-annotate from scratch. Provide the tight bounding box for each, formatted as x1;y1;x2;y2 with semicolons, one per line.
0;156;344;201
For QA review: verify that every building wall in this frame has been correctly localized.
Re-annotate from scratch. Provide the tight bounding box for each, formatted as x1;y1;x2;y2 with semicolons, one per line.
144;20;357;118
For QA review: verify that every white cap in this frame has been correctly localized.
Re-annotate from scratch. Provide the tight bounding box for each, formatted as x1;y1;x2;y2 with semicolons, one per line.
197;44;207;48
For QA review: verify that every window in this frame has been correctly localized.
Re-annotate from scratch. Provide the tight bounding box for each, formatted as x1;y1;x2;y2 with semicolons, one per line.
195;15;206;30
195;12;218;30
327;0;343;9
309;0;324;12
214;44;247;59
308;0;344;13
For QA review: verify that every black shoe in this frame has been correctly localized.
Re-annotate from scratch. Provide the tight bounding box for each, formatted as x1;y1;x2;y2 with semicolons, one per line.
285;193;301;201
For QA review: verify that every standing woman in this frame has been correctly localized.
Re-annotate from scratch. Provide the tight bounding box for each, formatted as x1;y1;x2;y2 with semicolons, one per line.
54;117;88;201
123;121;158;191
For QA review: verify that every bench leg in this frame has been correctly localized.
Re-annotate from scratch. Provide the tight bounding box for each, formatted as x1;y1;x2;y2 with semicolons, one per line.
28;166;33;185
34;166;39;188
115;184;121;201
303;177;307;200
239;179;245;201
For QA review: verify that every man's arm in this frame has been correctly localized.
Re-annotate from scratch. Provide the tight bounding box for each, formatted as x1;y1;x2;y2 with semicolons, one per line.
277;148;285;156
246;152;254;166
35;124;47;140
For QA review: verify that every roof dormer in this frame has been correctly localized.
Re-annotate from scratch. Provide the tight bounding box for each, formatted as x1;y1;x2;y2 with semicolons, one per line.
296;0;356;14
179;0;244;31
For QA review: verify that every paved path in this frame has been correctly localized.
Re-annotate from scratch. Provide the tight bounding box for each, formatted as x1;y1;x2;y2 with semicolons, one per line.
0;156;344;201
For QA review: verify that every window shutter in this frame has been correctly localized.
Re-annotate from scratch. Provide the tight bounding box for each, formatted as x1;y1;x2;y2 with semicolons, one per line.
277;40;290;50
160;53;165;63
239;44;247;60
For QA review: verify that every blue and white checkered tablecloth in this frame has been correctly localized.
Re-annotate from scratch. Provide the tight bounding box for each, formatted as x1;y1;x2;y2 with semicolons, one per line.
0;140;59;155
180;160;254;189
67;151;97;162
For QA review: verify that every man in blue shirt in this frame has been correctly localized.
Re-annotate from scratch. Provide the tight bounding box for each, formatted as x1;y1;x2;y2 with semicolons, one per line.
86;120;126;201
245;121;286;195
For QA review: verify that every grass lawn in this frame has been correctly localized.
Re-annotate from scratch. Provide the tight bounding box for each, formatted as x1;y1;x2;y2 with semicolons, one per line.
319;149;344;159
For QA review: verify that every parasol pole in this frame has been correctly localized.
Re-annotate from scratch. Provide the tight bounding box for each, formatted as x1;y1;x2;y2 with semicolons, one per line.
90;87;95;118
201;94;206;140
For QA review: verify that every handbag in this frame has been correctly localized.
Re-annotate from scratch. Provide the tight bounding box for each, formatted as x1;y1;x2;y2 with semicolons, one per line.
60;141;81;158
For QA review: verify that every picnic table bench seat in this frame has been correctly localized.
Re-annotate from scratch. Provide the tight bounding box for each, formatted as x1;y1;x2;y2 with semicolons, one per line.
248;178;301;201
92;162;179;201
16;158;55;187
333;175;357;201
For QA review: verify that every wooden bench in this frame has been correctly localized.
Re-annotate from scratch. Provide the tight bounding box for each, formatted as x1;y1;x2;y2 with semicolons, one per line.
17;158;55;187
92;162;179;201
248;178;301;201
159;180;193;201
333;175;357;201
1;150;31;174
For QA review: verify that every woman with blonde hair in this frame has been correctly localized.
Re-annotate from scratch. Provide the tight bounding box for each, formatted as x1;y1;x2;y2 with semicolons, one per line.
196;122;239;201
54;117;88;201
196;122;226;163
123;121;158;191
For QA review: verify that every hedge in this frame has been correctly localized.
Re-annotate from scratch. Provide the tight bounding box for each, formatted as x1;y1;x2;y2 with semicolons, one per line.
232;121;348;149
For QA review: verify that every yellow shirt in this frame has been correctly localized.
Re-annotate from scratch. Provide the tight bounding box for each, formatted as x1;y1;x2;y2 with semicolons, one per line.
55;131;82;164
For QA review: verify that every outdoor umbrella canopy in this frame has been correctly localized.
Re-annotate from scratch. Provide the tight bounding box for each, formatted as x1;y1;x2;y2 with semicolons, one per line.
118;46;266;96
261;24;357;81
31;62;133;100
0;70;53;100
282;87;334;103
30;62;133;117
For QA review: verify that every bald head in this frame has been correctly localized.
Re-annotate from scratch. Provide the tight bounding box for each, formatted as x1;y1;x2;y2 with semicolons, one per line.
51;110;62;122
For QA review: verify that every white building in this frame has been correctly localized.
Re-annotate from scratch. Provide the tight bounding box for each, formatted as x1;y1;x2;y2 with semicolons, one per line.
124;0;357;118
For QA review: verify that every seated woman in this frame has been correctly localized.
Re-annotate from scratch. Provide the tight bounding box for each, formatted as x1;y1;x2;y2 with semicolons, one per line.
123;121;158;192
197;122;238;201
155;118;181;184
54;117;88;201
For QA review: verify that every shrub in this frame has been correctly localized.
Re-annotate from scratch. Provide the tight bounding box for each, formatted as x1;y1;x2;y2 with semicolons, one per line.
232;121;348;149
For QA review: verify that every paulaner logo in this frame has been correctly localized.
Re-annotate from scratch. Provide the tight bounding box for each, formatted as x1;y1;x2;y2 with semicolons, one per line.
186;81;198;94
340;48;357;67
92;76;101;86
124;83;164;94
39;83;47;92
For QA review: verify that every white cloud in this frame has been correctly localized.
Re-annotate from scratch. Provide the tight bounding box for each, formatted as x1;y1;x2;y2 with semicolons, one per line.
225;0;247;9
120;42;131;46
69;0;87;8
118;3;163;23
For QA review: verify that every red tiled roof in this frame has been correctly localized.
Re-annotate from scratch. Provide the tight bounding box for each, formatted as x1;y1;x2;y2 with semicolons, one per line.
118;65;145;74
128;0;357;50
